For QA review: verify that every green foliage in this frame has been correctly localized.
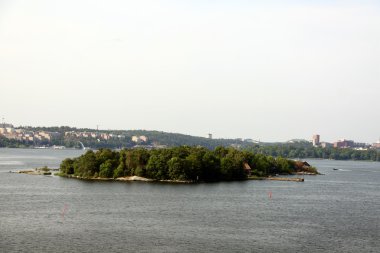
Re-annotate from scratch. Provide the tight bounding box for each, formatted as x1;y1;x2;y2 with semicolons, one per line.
220;150;246;180
276;157;293;174
99;160;114;178
40;166;50;172
113;166;124;178
59;146;318;181
145;149;173;179
185;153;202;180
96;149;119;166
244;144;380;162
134;166;145;177
60;158;74;174
168;157;188;180
0;136;32;148
73;150;98;177
201;151;221;181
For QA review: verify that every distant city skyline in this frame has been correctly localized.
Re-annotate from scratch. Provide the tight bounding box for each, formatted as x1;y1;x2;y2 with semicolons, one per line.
1;119;379;144
1;0;379;143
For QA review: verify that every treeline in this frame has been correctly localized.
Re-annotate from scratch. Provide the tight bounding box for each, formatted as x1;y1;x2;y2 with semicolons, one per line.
121;130;246;150
0;136;31;148
59;146;316;182
14;126;246;149
65;130;247;150
245;144;380;161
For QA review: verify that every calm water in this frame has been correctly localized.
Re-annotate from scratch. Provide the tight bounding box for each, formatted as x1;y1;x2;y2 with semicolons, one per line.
0;148;379;253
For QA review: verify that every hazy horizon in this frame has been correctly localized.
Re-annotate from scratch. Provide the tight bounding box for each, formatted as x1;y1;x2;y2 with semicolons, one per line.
1;0;379;143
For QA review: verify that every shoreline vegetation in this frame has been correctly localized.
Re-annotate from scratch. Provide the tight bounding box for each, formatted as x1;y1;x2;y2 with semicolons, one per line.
15;166;55;176
57;146;319;183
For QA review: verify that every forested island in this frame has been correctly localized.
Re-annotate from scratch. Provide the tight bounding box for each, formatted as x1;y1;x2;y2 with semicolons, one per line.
58;146;318;182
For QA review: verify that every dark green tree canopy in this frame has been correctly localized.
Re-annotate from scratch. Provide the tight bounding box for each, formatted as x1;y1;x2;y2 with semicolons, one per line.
60;146;317;182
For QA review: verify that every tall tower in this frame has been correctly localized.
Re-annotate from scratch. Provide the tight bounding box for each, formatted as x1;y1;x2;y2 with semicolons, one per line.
312;134;320;147
208;133;212;139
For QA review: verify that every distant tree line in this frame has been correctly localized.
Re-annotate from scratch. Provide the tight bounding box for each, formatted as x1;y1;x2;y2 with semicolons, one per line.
3;126;246;149
122;130;246;149
59;146;316;182
244;144;380;161
0;136;31;148
2;126;379;162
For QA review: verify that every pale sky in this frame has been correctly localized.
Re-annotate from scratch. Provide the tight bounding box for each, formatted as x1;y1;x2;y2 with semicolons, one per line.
1;0;379;143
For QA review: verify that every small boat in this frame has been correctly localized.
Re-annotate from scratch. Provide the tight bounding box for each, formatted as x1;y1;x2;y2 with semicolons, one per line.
332;168;339;171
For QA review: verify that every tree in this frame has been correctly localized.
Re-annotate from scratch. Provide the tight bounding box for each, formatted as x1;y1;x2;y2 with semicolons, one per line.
60;158;74;174
145;153;169;179
168;157;188;180
214;146;229;159
96;149;119;168
220;157;234;180
115;150;127;176
276;157;292;174
59;146;316;181
201;151;221;181
74;150;98;177
113;166;124;178
99;160;114;178
185;153;202;181
253;154;271;176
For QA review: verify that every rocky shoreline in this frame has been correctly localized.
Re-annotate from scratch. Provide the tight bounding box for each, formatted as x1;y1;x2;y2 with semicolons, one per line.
15;167;53;175
60;174;193;183
15;167;318;183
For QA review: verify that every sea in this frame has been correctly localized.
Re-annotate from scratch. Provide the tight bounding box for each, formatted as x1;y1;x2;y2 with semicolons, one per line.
0;148;379;253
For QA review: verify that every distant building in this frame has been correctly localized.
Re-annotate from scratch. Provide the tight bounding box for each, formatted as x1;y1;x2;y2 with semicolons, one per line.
208;133;212;139
334;139;354;148
294;161;312;171
243;163;252;176
38;131;52;140
353;142;367;149
244;139;260;144
101;133;110;140
372;140;380;149
0;124;15;135
132;135;148;143
15;129;24;134
320;142;333;148
312;134;320;147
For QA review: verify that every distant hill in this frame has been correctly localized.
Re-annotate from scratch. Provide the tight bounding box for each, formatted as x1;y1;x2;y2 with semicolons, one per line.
121;130;247;149
11;126;249;149
3;126;379;162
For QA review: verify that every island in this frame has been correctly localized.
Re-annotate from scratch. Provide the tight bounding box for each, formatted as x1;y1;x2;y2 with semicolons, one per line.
57;146;318;183
17;166;53;175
